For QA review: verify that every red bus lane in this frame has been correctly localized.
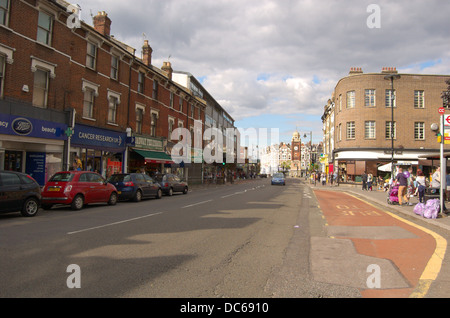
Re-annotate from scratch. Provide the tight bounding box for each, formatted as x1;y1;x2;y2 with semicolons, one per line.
313;190;444;298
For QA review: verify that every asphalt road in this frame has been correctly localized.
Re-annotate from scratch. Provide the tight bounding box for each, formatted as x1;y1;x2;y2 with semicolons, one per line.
1;177;447;299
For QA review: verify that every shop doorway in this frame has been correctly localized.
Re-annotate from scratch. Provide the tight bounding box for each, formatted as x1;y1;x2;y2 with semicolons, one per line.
4;151;23;172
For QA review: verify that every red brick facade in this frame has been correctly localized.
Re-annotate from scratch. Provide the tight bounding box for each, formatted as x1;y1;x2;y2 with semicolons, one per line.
0;0;206;179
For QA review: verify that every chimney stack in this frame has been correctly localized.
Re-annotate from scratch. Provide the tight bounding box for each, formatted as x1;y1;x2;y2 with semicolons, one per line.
93;11;111;37
381;67;398;74
142;40;153;66
349;67;363;75
161;61;173;80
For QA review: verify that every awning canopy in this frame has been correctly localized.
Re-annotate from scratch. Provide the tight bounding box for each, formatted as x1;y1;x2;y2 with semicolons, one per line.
133;149;174;164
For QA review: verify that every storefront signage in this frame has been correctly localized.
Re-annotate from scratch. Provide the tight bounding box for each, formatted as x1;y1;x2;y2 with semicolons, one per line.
25;152;46;186
0;113;67;140
71;124;126;151
133;134;164;151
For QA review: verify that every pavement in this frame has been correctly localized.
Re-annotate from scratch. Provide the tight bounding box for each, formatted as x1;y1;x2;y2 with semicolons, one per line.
307;181;450;232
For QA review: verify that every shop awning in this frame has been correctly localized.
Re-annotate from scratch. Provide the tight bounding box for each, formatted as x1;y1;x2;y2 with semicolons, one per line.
133;149;174;164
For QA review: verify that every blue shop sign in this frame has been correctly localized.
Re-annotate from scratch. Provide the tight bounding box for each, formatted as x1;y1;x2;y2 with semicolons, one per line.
0;113;67;140
71;124;126;152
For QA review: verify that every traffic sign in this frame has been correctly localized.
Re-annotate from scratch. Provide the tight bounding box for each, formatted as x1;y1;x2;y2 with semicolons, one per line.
445;115;450;127
439;107;446;115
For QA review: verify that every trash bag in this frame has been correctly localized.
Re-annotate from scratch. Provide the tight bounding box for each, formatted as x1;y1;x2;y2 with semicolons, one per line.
423;199;440;219
413;203;426;217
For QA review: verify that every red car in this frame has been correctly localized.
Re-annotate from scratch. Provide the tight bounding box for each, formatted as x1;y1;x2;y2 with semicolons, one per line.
41;171;118;210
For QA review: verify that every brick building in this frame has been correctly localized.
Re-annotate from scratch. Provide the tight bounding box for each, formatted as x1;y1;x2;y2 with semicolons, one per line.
0;0;206;184
325;67;450;182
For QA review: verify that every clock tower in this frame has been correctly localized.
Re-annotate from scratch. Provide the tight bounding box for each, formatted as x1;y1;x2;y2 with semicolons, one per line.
291;130;301;176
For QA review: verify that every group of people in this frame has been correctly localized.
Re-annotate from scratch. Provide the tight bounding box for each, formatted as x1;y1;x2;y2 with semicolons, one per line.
389;166;447;209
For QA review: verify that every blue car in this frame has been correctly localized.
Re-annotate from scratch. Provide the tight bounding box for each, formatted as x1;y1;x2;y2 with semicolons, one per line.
107;173;162;202
271;173;286;186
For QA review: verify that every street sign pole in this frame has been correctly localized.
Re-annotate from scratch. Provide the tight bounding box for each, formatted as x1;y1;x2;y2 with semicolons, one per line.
440;108;446;214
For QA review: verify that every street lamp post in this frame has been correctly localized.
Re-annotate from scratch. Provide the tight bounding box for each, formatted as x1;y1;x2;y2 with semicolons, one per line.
384;74;401;180
304;131;312;182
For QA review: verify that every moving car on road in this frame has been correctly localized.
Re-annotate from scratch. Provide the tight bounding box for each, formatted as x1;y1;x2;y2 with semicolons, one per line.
41;171;118;210
107;173;162;201
271;173;286;186
153;173;188;196
0;171;41;217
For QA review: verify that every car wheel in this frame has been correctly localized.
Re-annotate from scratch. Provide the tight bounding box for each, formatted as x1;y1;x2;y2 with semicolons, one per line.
71;194;84;210
156;188;162;199
21;197;39;217
108;192;118;205
183;186;188;194
133;190;142;202
168;187;173;196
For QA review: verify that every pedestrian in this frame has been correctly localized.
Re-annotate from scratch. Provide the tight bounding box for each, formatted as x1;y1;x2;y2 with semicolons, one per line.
396;167;410;206
416;169;426;203
367;173;373;191
361;171;368;190
431;167;441;192
321;173;326;186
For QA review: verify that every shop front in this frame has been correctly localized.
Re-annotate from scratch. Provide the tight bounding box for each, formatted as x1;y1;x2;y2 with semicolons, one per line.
129;134;173;176
70;124;126;178
0;113;67;186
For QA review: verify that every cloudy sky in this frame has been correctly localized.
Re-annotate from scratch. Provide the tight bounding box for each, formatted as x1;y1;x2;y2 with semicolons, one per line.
74;0;450;144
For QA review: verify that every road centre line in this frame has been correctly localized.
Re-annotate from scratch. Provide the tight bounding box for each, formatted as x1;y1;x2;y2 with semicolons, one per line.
181;200;213;209
67;212;164;235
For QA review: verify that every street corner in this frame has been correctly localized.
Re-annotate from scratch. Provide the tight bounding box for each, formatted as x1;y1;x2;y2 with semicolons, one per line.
312;189;446;298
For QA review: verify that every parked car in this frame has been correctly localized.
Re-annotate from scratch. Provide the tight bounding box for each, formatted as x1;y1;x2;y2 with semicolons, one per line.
0;171;41;217
153;173;188;196
107;173;162;201
41;171;118;210
271;173;286;186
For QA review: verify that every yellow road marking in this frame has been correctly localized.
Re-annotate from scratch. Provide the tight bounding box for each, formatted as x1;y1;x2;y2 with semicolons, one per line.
346;193;447;298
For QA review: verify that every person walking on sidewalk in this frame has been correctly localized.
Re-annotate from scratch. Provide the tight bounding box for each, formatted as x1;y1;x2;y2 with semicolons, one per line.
361;171;368;191
367;173;373;191
416;170;427;203
396;167;410;205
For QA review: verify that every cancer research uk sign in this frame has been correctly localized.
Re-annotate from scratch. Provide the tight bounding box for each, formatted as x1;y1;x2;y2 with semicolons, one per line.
71;124;126;151
0;114;67;140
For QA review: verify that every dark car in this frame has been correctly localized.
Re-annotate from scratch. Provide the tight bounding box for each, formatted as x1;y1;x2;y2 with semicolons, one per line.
0;171;41;217
107;173;162;202
153;173;188;196
41;171;118;210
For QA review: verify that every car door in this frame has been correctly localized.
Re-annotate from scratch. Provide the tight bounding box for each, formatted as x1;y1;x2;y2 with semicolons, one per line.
0;172;22;212
88;173;108;202
143;174;157;196
172;175;182;192
134;174;148;197
78;173;94;203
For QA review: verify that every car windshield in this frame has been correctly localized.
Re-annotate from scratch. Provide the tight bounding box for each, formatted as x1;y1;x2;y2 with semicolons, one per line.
273;173;284;178
107;174;131;183
153;175;164;182
50;173;74;182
